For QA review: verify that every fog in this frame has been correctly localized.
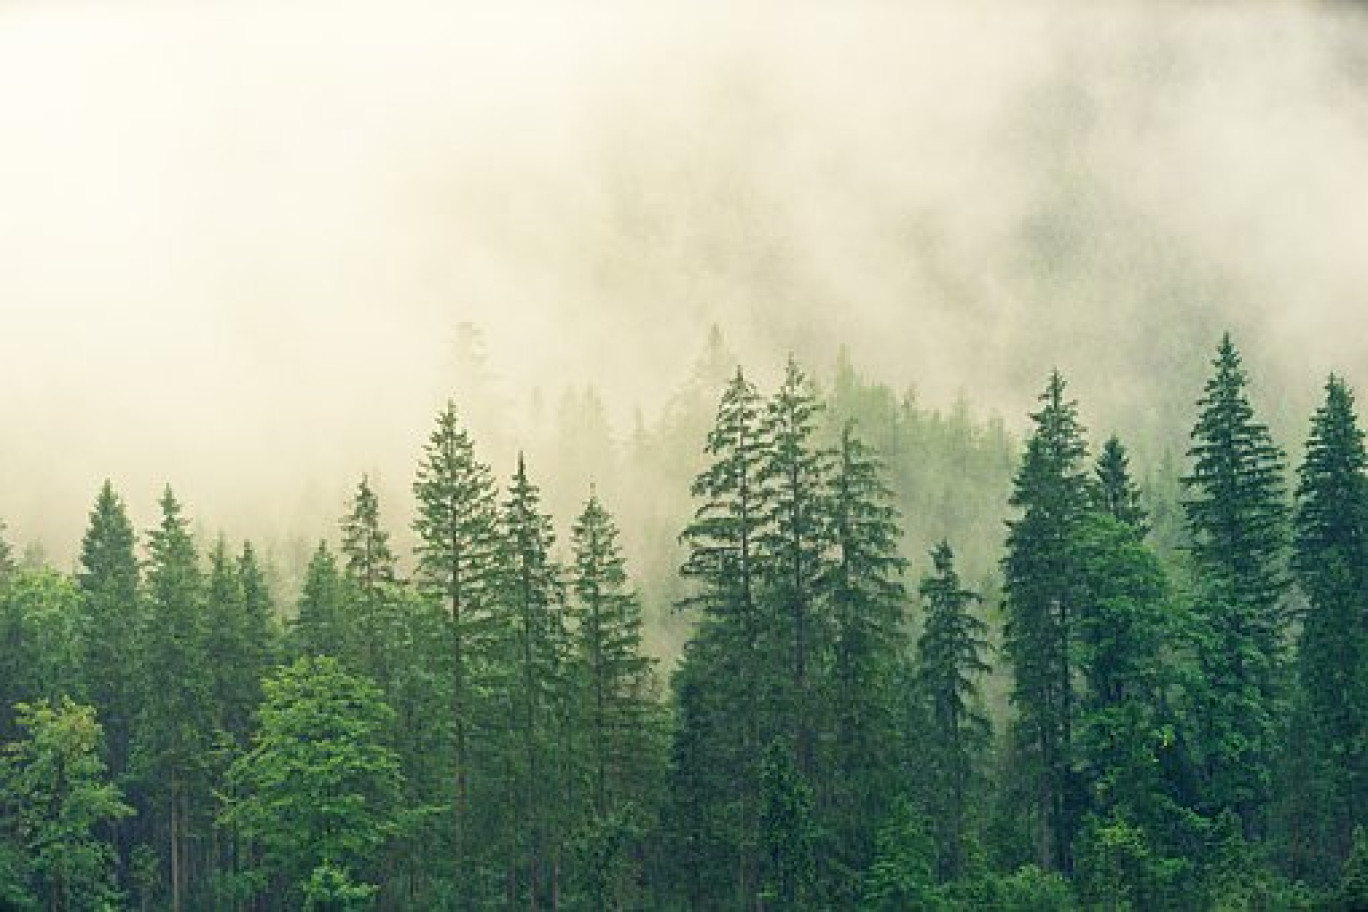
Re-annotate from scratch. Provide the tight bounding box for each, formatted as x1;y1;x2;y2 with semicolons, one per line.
2;0;1367;567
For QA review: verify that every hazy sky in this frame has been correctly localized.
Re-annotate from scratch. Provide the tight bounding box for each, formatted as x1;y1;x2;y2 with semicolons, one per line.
2;0;1367;560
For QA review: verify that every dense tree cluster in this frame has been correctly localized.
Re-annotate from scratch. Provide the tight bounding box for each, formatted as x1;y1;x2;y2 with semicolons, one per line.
0;332;1365;909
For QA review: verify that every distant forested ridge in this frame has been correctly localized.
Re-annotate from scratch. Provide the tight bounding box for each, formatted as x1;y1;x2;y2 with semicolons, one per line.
1;331;1366;911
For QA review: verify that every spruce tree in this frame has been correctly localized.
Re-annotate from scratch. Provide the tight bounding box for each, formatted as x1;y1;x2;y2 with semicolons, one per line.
290;541;350;661
1002;370;1092;872
674;368;770;907
1182;334;1288;837
411;400;501;892
1291;375;1368;870
75;481;141;793
134;487;211;912
1094;436;1149;536
497;454;570;908
917;540;990;881
567;490;659;909
756;357;831;779
824;421;908;895
340;475;399;687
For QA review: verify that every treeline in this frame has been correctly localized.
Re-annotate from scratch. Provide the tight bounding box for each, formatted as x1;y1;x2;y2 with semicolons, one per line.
0;333;1366;910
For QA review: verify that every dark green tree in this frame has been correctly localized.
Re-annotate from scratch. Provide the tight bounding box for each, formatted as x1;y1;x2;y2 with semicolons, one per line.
917;540;990;881
495;454;571;908
824;422;909;896
75;481;141;786
1182;334;1289;837
340;475;398;687
1094;436;1149;536
1289;375;1368;873
133;487;211;912
1002;371;1093;872
411;400;501;890
756;357;831;780
289;541;350;661
566;490;660;908
673;368;770;907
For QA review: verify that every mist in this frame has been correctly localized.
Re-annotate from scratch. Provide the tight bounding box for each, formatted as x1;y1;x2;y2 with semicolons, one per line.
2;0;1367;565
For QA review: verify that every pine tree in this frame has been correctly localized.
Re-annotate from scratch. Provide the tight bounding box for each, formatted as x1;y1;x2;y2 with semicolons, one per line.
1182;334;1288;837
673;368;770;907
566;490;660;909
1291;375;1368;871
411;400;501;893
497;454;570;908
824;421;908;896
134;487;211;912
76;481;141;791
1002;370;1092;872
917;540;990;881
1094;436;1149;535
290;541;350;661
756;357;831;779
340;475;399;687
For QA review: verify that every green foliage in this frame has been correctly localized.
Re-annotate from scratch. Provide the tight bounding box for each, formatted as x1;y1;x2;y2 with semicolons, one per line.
1001;370;1093;872
1183;335;1289;835
758;740;819;909
1287;375;1368;877
0;569;84;741
917;540;990;881
0;698;132;912
76;480;141;780
291;541;350;660
225;656;407;905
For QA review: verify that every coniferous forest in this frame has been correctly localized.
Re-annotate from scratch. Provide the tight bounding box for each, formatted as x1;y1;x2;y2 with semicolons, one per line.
1;330;1367;911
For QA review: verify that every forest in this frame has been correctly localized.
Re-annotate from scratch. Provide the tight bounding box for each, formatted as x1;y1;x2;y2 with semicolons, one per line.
0;330;1365;911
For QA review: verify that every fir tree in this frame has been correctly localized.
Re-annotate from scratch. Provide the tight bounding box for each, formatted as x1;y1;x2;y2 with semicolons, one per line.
756;357;831;779
917;540;990;881
75;481;141;787
1002;370;1092;872
135;487;211;912
1094;435;1149;536
674;368;770;907
824;421;908;896
567;490;659;909
340;475;398;687
1291;375;1368;871
290;541;350;661
411;400;501;891
497;454;570;908
1182;334;1289;837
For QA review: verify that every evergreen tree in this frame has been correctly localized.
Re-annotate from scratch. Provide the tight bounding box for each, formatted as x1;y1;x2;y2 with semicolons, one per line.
411;400;501;892
1094;436;1149;535
1290;375;1368;872
134;487;211;912
1182;334;1289;837
290;541;350;661
756;357;831;779
917;540;990;881
566;490;660;909
1002;370;1092;872
496;454;571;908
1;698;132;912
673;368;770;907
824;422;909;896
76;481;141;787
340;475;398;687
